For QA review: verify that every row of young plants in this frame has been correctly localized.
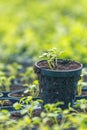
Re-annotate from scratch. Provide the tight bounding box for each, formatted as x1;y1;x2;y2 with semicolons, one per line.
0;48;87;129
0;97;87;130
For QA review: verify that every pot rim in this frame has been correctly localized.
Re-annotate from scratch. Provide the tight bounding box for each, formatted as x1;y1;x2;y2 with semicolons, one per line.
8;89;26;98
0;97;19;101
8;89;40;100
0;106;16;112
35;59;83;72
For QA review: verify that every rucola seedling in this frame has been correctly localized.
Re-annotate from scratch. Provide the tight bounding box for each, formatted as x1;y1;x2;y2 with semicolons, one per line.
40;48;64;70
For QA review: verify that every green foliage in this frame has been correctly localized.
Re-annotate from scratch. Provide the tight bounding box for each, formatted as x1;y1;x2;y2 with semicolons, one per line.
20;67;36;84
0;98;87;130
0;76;11;91
0;0;87;63
14;95;43;118
24;80;39;97
74;99;87;112
13;102;23;110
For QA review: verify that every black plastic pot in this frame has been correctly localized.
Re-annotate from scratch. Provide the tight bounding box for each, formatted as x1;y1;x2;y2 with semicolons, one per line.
34;59;83;108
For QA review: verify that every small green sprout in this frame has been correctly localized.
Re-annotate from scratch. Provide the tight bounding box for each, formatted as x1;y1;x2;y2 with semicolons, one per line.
40;48;64;69
74;99;87;112
13;102;23;110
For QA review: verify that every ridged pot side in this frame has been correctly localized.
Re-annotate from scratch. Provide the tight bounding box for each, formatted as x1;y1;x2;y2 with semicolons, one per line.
34;59;83;108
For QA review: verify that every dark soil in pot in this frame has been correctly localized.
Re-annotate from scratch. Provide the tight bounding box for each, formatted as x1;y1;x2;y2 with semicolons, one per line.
10;111;23;120
0;85;27;98
32;108;43;117
8;89;32;99
34;59;83;109
9;89;40;100
10;106;42;120
37;59;81;70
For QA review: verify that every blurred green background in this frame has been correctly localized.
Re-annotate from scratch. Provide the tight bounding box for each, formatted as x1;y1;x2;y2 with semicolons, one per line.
0;0;87;64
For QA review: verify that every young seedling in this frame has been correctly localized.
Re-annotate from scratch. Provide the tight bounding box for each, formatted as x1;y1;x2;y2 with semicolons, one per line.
14;96;43;118
24;80;39;97
40;48;64;70
77;75;83;96
74;99;87;113
77;74;87;96
41;102;63;125
0;76;15;92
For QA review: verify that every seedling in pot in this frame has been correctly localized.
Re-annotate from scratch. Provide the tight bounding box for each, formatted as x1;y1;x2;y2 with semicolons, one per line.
35;48;83;107
13;96;43;118
40;48;64;70
24;80;39;98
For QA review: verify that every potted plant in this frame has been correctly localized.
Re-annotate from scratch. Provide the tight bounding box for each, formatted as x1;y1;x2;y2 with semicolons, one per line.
34;48;83;108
